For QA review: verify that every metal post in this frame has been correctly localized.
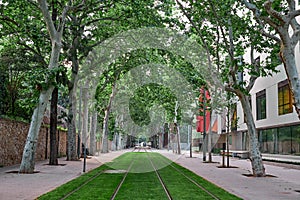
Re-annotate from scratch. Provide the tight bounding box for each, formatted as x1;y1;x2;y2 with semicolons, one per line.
82;86;88;173
168;124;170;151
227;100;230;167
208;111;212;162
83;144;86;172
77;87;82;159
222;143;225;167
188;124;192;158
203;89;206;162
161;126;164;149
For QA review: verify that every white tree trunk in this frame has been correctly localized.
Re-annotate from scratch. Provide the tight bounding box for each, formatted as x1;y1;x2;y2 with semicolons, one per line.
19;87;54;173
89;112;97;155
101;83;117;153
112;132;117;151
239;93;265;177
280;45;300;118
67;78;78;160
82;86;89;155
176;126;181;154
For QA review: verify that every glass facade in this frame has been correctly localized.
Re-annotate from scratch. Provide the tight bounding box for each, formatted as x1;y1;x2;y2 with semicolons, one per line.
258;124;300;155
256;90;266;120
278;80;293;115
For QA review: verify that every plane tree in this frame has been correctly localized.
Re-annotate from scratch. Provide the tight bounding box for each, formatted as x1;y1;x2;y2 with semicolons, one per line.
60;0;176;158
0;0;176;172
176;0;283;176
241;0;300;117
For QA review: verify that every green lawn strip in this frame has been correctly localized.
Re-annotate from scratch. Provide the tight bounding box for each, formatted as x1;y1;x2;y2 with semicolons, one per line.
168;163;241;200
109;152;135;170
113;152;169;200
151;153;242;200
37;164;111;200
65;173;124;200
114;172;169;200
157;164;216;199
129;152;157;173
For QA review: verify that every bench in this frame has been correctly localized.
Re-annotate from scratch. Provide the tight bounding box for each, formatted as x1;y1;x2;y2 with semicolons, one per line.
221;150;249;159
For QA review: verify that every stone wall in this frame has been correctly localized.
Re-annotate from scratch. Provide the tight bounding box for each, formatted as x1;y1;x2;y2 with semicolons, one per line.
0;118;67;167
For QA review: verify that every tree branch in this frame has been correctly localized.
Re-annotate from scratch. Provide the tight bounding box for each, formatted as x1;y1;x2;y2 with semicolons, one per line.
17;42;47;66
263;0;285;24
208;1;234;60
175;0;213;71
288;9;300;19
57;3;71;34
291;30;300;47
242;0;280;43
38;0;57;41
288;9;300;30
0;15;19;26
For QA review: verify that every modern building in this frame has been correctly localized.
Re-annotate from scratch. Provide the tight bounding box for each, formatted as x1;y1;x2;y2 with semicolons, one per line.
234;43;300;155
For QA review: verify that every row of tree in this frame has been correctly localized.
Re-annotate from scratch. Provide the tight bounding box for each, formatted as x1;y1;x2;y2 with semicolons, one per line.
1;1;300;177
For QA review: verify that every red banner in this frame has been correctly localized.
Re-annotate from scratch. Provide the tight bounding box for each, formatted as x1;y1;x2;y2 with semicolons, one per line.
196;111;211;132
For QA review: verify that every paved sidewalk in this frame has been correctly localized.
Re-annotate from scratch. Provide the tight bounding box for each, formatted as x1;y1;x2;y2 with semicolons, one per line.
0;150;130;200
160;150;300;200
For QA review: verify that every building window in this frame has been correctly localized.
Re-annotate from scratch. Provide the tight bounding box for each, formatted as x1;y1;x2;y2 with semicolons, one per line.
258;124;300;155
278;80;293;115
256;89;266;120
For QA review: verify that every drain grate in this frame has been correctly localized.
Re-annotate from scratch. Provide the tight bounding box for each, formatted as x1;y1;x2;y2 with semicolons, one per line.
104;169;127;174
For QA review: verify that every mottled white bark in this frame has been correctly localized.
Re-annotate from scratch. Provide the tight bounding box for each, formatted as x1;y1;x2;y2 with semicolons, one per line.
101;82;118;153
176;125;181;154
280;41;300;118
67;79;78;161
82;86;89;154
239;93;265;177
89;112;97;155
19;87;54;173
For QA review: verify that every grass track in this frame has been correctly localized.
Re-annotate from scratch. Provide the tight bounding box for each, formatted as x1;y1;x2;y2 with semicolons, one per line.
38;152;242;200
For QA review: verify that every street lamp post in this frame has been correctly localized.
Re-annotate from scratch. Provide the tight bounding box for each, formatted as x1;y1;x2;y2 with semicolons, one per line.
203;88;207;162
81;86;89;173
77;87;82;159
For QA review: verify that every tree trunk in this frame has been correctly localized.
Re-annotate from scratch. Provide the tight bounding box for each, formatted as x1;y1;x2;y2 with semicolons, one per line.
280;45;300;119
82;86;89;155
66;33;80;160
89;112;97;155
239;93;265;177
176;124;181;154
49;87;58;165
101;82;118;153
67;81;78;160
208;114;212;162
112;133;117;151
19;86;54;173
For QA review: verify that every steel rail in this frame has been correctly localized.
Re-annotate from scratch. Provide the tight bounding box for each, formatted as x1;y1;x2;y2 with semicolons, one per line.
60;170;105;200
145;149;173;200
110;159;134;200
157;153;220;200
